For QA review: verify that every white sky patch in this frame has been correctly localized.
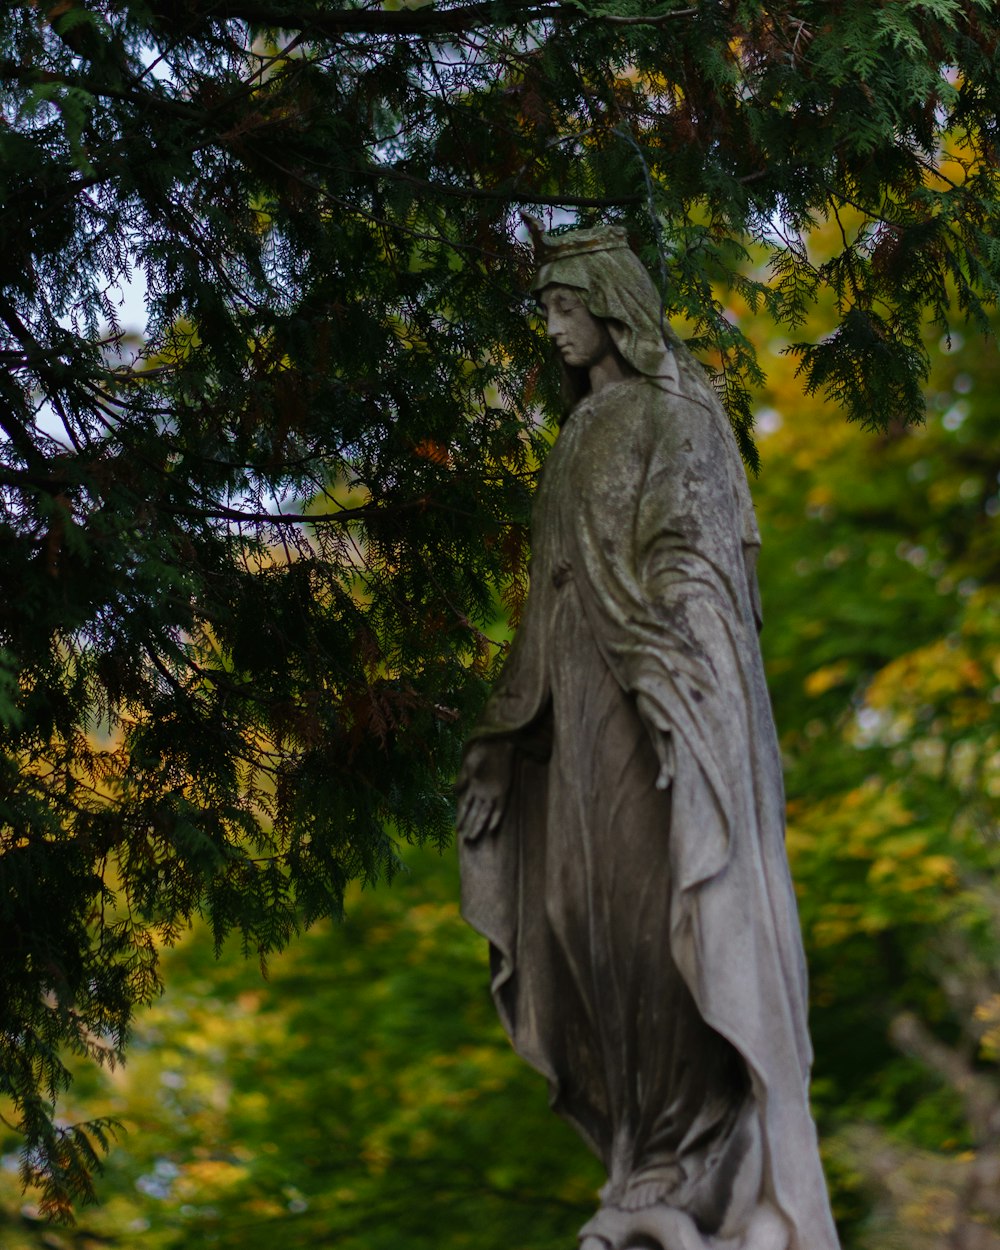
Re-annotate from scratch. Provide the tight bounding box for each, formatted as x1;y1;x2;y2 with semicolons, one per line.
755;407;782;435
104;265;149;337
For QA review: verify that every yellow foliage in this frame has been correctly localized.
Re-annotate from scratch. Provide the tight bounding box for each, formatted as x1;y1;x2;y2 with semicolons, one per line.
804;660;851;697
910;736;947;778
868;845;955;894
949;739;980;790
806;483;836;510
784;822;816;857
175;1158;249;1197
813;919;857;948
826;784;916;861
841;783;873;810
879;832;929;861
919;855;959;885
237;1091;271;1116
866;641;944;705
898;1188;956;1236
974;994;1000;1061
869;857;901;883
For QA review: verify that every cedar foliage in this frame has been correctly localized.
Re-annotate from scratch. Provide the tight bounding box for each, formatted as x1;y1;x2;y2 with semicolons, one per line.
1;0;1000;1218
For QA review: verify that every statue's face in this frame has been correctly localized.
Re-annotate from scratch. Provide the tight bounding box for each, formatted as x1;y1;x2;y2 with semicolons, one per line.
537;284;614;370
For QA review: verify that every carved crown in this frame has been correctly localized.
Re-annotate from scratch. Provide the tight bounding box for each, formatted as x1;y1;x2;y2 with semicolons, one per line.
521;214;630;264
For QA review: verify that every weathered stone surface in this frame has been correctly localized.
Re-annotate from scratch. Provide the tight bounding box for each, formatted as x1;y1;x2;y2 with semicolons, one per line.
456;225;840;1250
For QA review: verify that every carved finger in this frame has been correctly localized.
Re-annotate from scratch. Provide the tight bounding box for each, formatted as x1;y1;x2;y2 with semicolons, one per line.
485;794;505;833
479;797;496;835
458;793;485;838
653;730;675;790
462;796;488;841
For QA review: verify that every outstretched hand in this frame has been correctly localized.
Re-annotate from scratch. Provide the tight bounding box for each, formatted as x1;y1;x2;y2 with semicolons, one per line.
636;691;675;791
455;738;515;841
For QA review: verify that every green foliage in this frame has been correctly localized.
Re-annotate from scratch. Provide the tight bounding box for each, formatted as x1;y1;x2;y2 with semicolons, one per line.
750;313;1000;1245
3;0;1000;1219
0;851;602;1249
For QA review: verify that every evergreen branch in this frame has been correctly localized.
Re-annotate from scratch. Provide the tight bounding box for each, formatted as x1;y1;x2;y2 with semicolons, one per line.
215;0;702;36
215;1;572;37
159;499;465;526
359;164;644;208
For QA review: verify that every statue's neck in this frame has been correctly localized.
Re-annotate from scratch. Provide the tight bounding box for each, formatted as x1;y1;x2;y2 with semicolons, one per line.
588;351;637;396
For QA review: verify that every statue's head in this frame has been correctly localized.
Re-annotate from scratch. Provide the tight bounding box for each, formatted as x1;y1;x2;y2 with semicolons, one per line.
525;220;678;408
536;284;617;373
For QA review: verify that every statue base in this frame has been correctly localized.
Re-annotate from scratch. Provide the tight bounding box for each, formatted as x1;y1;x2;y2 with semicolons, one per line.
578;1200;789;1250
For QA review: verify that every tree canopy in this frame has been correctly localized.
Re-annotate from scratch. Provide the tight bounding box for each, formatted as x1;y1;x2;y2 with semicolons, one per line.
3;0;1000;1217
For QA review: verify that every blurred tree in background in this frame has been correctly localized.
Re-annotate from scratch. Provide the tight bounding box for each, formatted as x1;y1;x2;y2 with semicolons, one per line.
4;0;1000;1223
723;225;996;1247
760;325;1000;1249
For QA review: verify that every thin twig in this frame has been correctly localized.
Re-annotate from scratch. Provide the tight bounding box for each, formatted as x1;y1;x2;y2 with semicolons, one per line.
159;498;466;526
604;6;698;24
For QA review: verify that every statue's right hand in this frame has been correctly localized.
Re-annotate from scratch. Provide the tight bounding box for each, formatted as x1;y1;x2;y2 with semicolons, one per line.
455;738;514;842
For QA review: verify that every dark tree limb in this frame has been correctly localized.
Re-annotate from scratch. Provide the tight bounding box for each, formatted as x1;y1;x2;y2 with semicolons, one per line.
209;0;699;37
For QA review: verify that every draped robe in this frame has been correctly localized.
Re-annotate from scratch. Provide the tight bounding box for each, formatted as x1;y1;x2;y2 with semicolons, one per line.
460;371;840;1250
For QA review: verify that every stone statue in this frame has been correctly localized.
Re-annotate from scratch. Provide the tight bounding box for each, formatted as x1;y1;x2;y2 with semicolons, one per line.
455;223;841;1250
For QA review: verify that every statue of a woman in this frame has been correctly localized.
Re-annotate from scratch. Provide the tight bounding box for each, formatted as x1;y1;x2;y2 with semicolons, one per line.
456;224;840;1250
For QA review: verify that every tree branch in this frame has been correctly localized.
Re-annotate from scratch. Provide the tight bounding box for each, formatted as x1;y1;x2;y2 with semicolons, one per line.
214;0;563;37
207;0;699;37
359;163;644;208
890;1012;1000;1144
160;498;462;526
604;6;698;24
